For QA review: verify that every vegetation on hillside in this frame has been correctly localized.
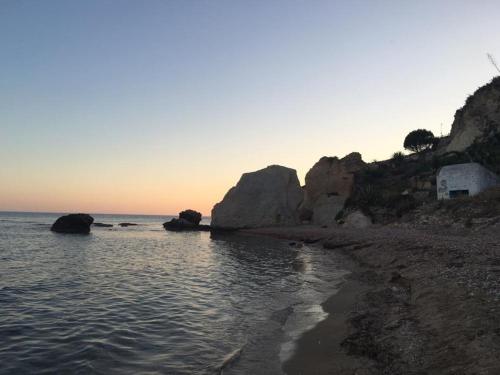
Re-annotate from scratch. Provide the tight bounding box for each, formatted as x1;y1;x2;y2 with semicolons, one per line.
344;130;500;223
403;129;436;153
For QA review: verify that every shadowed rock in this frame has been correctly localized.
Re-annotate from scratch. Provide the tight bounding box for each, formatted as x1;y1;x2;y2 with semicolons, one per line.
51;214;94;234
343;210;372;229
93;223;113;227
163;209;210;231
119;223;138;227
299;153;365;226
179;209;202;225
211;165;303;229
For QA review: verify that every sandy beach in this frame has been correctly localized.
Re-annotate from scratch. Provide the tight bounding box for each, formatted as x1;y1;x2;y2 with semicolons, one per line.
242;225;500;374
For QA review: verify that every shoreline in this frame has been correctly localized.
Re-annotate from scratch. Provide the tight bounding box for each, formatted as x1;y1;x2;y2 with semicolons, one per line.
241;226;374;374
240;224;500;374
283;279;373;374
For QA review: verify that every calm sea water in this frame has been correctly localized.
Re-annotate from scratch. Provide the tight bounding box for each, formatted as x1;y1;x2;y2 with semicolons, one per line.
0;212;348;375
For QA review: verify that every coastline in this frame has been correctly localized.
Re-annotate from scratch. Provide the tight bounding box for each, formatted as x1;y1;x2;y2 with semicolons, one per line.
241;224;500;374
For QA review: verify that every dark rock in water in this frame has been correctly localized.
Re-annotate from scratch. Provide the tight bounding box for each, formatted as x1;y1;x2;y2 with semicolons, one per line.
179;209;202;225
163;218;211;232
93;223;113;227
163;209;210;232
119;223;138;227
51;214;94;234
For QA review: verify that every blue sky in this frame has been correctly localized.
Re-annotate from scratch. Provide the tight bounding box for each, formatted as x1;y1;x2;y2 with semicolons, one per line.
1;0;500;214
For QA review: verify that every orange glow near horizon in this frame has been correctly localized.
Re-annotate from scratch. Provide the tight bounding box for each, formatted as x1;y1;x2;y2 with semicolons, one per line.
0;168;229;216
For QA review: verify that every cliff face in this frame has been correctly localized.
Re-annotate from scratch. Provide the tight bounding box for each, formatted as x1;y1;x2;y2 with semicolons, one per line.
300;152;365;225
446;76;500;152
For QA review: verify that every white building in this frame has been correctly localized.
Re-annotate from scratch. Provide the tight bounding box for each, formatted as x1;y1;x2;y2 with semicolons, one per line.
437;162;499;200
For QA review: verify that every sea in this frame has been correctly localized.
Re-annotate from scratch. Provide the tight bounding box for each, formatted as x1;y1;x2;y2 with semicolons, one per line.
0;211;348;375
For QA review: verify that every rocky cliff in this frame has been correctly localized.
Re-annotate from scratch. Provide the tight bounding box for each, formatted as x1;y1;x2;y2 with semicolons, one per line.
446;76;500;152
300;153;365;225
211;165;303;229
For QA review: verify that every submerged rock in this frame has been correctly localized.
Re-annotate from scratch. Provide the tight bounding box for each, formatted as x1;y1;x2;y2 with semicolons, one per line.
93;223;113;227
51;214;94;234
119;223;138;227
163;218;211;231
211;165;303;229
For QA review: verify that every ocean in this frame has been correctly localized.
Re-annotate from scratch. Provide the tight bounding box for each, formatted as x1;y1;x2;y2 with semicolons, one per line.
0;211;348;374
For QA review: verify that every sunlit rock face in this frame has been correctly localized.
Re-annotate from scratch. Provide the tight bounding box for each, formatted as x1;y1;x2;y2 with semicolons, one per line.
446;77;500;152
299;153;365;226
211;165;303;229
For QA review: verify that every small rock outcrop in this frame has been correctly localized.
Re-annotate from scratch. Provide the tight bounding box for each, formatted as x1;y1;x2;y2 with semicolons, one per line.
119;223;138;227
446;76;500;152
163;210;210;231
93;223;113;227
300;153;365;225
211;165;303;229
51;213;94;234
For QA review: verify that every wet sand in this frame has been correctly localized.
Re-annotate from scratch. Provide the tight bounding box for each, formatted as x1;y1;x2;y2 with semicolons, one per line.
283;279;373;375
242;225;500;374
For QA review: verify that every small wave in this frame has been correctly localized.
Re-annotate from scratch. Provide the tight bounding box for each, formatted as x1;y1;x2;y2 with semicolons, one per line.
217;345;245;375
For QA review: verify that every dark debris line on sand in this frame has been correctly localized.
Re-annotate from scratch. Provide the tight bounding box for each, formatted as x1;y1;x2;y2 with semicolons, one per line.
248;225;500;375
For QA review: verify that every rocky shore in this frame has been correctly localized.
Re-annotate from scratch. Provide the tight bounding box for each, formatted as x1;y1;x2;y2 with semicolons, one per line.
243;225;500;375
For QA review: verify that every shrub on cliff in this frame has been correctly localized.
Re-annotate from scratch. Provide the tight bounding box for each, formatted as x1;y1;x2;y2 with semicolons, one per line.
466;133;500;174
404;129;436;153
392;151;405;166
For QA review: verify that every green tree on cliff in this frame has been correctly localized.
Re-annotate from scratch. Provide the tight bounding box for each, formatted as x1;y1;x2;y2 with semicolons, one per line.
403;129;436;153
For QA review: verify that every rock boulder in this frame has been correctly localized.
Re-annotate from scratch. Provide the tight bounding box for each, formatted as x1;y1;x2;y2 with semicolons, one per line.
119;223;138;227
163;209;210;231
300;153;365;225
93;223;113;227
51;213;94;234
163;218;210;231
179;209;202;225
211;165;303;229
343;210;372;229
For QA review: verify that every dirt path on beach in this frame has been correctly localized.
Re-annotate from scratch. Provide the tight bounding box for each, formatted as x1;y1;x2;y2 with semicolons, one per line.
242;225;500;375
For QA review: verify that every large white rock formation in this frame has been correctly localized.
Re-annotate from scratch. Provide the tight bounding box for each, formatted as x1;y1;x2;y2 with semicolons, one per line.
211;165;303;229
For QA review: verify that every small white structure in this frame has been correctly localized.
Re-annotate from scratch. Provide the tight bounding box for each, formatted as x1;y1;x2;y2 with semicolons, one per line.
437;163;499;200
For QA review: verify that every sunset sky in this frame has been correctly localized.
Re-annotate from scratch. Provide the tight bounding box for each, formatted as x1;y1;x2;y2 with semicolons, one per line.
1;0;500;215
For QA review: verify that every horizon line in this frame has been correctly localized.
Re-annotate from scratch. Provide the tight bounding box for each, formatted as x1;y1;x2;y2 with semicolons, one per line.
0;209;212;218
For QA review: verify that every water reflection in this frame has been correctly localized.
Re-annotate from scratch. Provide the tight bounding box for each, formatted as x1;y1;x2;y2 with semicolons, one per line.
0;213;347;375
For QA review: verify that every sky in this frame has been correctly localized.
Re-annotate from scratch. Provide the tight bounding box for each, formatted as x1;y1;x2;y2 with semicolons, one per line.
1;0;500;215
